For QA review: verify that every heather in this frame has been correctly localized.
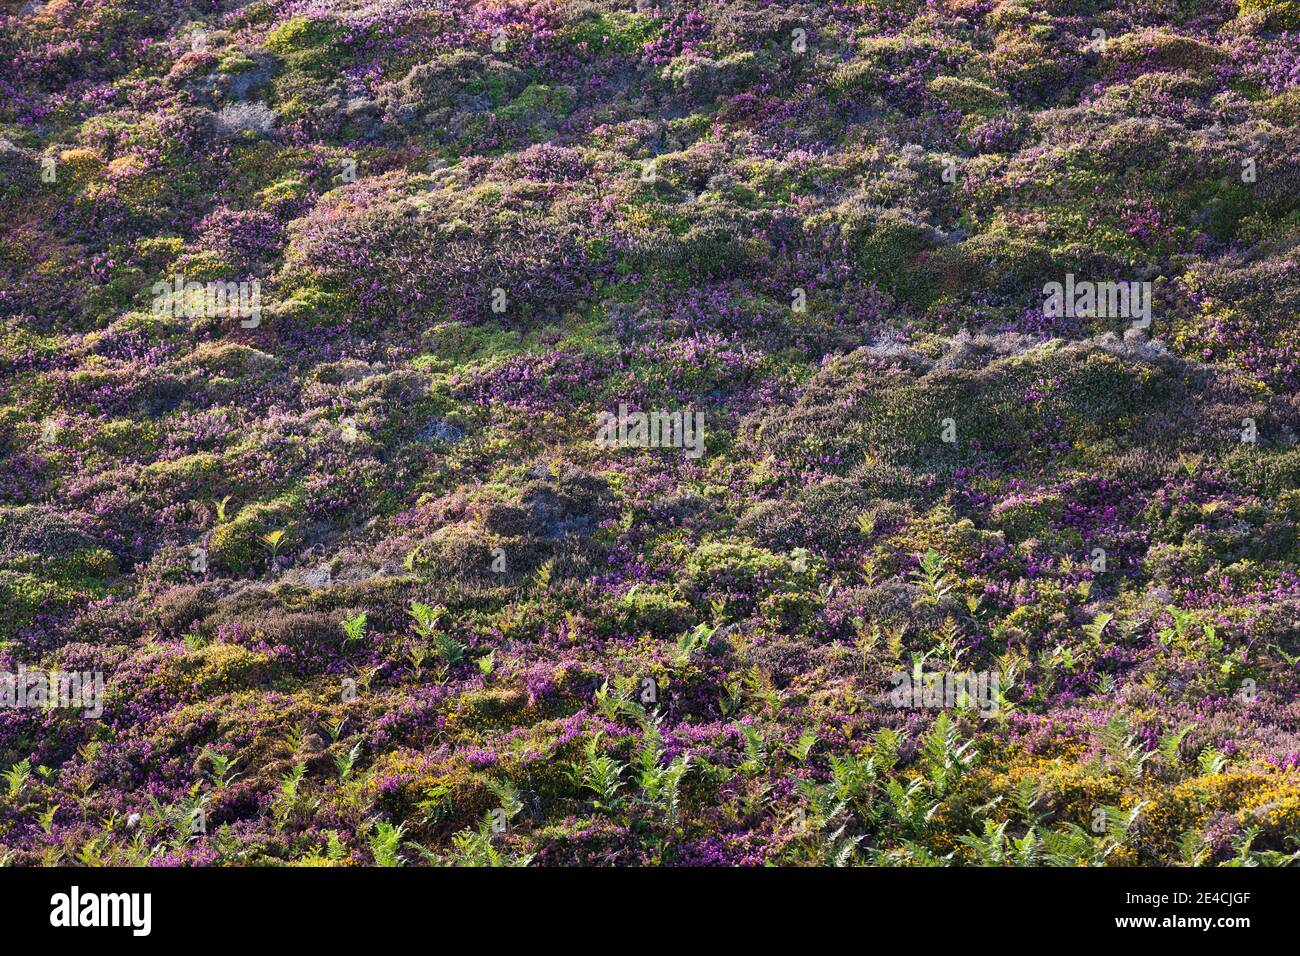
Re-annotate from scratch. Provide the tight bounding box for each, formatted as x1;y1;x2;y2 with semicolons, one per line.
0;0;1297;866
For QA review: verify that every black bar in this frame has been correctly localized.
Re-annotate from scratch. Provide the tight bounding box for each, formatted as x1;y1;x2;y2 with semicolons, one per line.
0;866;1288;942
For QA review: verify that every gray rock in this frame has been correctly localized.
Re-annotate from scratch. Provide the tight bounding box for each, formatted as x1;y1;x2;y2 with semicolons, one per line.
418;420;465;443
213;102;278;139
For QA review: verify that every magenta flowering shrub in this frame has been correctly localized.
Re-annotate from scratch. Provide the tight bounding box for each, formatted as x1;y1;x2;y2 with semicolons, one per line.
0;0;1297;868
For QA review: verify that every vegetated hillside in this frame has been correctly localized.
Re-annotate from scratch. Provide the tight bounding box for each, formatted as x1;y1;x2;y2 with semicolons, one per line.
0;0;1298;866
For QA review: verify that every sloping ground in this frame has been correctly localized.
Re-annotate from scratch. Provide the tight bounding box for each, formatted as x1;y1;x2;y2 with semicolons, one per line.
0;0;1297;865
